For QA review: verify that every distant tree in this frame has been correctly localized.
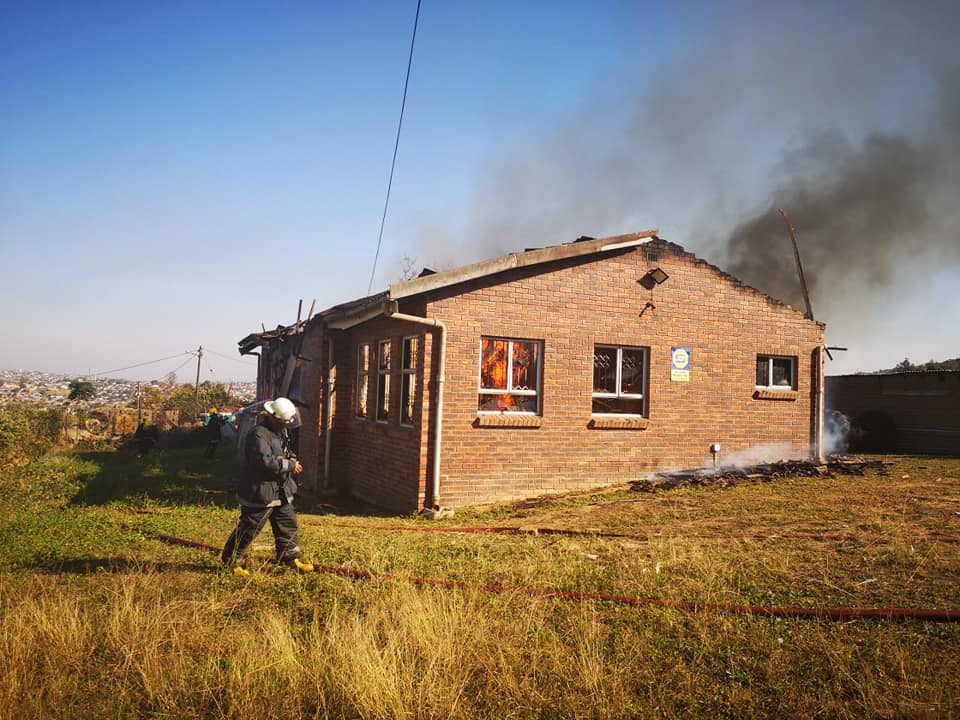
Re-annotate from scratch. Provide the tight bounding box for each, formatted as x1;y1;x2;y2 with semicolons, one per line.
163;384;200;418
399;255;421;281
160;381;230;423
894;358;915;372
197;381;230;410
138;386;166;407
918;357;960;371
880;356;960;374
66;379;95;442
68;379;96;402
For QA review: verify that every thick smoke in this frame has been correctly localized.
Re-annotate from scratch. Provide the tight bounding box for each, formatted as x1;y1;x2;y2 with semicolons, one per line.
406;1;960;350
724;83;960;315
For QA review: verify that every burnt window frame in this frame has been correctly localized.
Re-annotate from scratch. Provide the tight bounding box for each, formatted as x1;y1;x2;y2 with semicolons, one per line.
592;344;649;417
356;343;371;419
376;339;392;422
756;355;796;390
400;335;420;427
477;336;543;414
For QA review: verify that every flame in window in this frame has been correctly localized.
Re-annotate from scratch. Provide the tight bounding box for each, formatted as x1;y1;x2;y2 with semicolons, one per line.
512;342;535;390
481;339;508;389
481;339;512;408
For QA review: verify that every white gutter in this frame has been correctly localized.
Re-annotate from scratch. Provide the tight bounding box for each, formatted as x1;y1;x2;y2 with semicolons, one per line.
326;299;394;330
323;335;334;490
816;344;825;462
384;306;447;508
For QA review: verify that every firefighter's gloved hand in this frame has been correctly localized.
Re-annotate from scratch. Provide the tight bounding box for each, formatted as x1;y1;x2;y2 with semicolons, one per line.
280;457;303;476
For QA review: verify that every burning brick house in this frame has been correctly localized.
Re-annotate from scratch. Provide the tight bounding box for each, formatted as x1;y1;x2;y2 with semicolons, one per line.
239;231;826;512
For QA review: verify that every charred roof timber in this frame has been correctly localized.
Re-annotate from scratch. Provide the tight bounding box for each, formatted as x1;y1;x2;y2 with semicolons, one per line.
779;209;815;321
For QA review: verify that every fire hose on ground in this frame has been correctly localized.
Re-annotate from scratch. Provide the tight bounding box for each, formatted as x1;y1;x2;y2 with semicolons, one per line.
121;523;960;623
104;509;960;545
308;520;960;545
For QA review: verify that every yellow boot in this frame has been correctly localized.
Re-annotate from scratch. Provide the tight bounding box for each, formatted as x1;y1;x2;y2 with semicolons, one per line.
289;557;314;573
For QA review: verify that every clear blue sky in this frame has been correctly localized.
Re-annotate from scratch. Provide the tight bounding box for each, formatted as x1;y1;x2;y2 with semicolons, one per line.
2;0;957;383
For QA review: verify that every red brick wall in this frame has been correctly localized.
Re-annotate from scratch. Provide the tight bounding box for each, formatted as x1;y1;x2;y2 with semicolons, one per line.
314;240;823;512
328;312;432;511
420;240;823;508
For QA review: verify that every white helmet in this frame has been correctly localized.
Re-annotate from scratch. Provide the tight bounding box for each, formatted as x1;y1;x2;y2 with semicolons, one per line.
264;397;297;423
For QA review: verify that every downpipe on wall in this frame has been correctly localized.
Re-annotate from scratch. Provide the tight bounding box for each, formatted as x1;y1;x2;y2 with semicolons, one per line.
323;336;334;490
384;304;447;508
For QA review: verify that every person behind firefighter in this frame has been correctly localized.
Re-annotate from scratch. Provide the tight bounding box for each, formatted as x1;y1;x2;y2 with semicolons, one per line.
205;407;223;459
221;397;313;574
134;420;154;457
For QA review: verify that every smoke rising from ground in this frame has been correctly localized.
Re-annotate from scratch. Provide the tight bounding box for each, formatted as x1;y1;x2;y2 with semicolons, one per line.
406;1;959;366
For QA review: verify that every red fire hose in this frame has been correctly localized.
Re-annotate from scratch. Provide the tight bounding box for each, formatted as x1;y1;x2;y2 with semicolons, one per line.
306;520;960;545
110;508;960;544
127;526;960;623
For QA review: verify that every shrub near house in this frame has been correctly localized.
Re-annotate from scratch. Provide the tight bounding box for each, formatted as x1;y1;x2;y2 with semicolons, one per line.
0;404;62;466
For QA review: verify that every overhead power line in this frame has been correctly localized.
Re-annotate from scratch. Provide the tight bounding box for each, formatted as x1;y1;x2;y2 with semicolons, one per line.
204;347;256;366
82;352;193;379
80;347;252;383
368;0;423;294
160;356;197;381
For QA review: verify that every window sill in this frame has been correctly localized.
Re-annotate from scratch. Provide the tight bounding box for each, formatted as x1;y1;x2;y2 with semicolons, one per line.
589;416;649;430
753;389;798;401
474;414;542;428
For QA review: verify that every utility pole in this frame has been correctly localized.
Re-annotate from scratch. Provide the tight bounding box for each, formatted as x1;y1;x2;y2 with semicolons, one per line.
194;346;203;401
136;381;142;423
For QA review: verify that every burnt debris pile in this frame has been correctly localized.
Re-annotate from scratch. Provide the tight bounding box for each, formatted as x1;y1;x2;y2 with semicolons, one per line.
631;457;888;493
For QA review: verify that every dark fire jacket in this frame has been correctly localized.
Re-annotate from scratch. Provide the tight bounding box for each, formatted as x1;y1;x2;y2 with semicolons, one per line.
236;420;298;507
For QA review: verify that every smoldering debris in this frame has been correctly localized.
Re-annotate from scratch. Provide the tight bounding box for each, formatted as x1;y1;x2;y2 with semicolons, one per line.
631;457;888;493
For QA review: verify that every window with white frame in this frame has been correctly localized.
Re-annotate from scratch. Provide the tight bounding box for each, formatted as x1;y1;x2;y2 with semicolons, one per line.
592;345;648;415
478;337;541;413
756;355;795;389
377;339;392;421
401;336;419;426
356;344;370;418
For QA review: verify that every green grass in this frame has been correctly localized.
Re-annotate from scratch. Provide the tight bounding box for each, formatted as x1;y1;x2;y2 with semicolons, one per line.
1;446;959;719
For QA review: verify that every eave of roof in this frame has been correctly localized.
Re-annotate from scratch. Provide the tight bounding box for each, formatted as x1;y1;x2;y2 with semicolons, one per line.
239;226;825;352
389;230;658;301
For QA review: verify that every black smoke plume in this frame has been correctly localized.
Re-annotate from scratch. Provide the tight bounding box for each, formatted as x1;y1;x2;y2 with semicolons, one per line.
405;2;960;356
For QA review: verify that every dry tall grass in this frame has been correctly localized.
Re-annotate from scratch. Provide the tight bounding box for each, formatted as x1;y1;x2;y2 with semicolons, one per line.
1;563;957;720
1;452;958;718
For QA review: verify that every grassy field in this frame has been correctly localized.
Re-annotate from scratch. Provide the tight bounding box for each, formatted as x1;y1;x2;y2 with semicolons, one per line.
0;444;958;719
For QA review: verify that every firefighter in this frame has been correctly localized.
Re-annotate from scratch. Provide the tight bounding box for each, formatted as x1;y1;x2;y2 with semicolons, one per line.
205;407;222;459
221;397;313;574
